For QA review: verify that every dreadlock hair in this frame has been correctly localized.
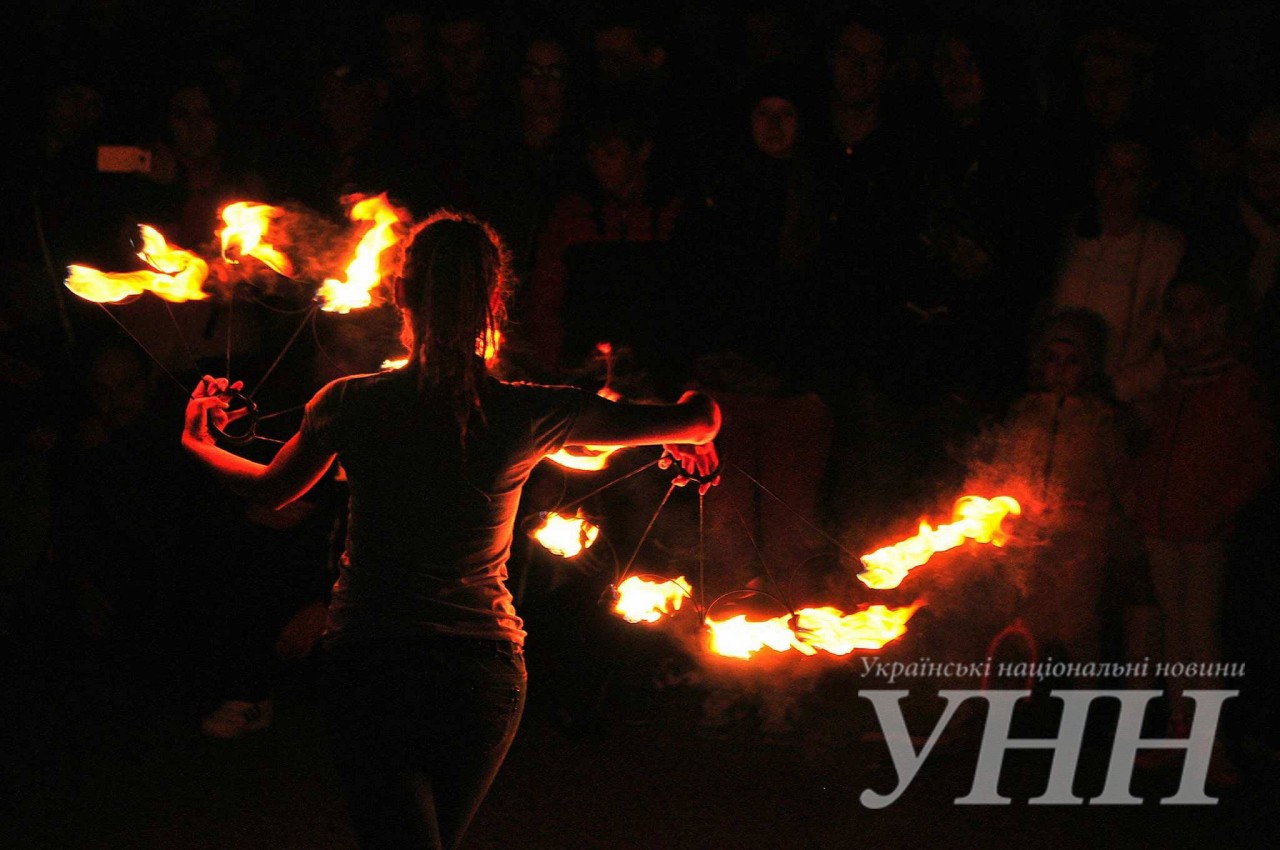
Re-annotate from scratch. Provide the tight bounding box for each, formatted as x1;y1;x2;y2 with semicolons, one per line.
395;210;513;442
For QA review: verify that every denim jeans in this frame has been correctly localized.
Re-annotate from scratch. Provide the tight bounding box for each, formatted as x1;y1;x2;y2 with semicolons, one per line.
322;635;526;850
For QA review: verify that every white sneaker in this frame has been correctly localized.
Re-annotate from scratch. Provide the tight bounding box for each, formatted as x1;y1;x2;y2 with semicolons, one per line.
200;699;274;739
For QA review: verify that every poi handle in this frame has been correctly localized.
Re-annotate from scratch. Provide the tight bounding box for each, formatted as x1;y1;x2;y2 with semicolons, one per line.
666;456;722;485
210;388;259;446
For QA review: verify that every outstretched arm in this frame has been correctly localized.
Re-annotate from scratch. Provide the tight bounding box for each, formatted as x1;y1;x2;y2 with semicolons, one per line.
182;376;336;509
566;390;722;492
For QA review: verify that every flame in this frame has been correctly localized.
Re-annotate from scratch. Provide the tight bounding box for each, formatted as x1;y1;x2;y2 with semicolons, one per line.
316;194;409;313
380;328;503;373
544;386;624;470
479;328;502;364
791;604;920;655
544;445;623;471
532;511;600;558
65;225;209;304
858;495;1022;589
613;575;692;624
707;613;810;659
219;202;294;276
707;603;920;660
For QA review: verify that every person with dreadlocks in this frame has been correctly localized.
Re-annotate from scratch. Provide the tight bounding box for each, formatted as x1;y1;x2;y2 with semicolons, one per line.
180;210;720;850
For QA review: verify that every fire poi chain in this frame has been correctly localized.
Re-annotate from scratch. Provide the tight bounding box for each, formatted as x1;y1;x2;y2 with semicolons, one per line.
530;486;1021;660
60;199;1021;665
64;194;413;314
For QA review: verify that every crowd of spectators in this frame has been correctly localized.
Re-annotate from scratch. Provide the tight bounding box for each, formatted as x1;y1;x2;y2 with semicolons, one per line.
1;0;1277;776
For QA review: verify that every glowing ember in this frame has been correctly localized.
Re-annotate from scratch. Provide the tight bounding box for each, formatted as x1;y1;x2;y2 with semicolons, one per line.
613;575;693;624
219;202;294;276
858;495;1022;589
316;194;409;313
707;603;920;660
532;511;599;558
381;356;410;370
65;225;209;304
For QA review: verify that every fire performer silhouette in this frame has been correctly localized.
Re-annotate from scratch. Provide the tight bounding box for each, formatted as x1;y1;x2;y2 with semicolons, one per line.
180;210;720;850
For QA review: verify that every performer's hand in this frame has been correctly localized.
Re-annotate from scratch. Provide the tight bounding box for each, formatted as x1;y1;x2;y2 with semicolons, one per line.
183;375;244;446
660;441;721;495
275;600;328;661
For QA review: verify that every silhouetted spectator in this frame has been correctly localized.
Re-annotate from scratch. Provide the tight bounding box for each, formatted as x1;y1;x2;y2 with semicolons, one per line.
911;22;1055;406
279;54;443;221
1044;17;1162;221
587;8;716;187
418;2;515;217
523;106;682;381
1054;136;1185;402
677;66;823;386
487;32;583;281
812;9;930;390
53;338;223;682
1125;272;1275;783
380;2;440;131
142;77;268;248
983;309;1126;666
1199;108;1280;313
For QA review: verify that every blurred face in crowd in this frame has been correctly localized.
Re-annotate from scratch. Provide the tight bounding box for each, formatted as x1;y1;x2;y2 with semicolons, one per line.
1078;40;1138;129
1040;339;1086;396
1093;140;1154;219
933;37;984;125
593;25;655;85
1244;111;1280;218
587;134;651;199
437;18;490;95
751;96;799;159
383;10;431;82
830;23;887;108
1161;283;1227;359
745;9;798;67
519;40;569;117
88;347;152;433
320;69;382;142
168;85;218;162
46;82;104;148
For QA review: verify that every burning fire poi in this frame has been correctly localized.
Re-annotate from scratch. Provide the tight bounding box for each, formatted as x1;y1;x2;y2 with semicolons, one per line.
613;575;693;623
65;194;411;313
706;603;920;660
66;225;210;304
219;202;294;277
858;495;1021;589
531;510;600;558
316;194;409;313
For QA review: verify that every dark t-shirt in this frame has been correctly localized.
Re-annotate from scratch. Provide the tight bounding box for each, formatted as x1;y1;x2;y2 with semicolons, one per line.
301;368;585;647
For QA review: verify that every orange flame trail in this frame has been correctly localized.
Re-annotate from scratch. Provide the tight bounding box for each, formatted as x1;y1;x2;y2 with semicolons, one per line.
858;496;1021;590
65;225;209;303
317;194;409;313
532;511;600;558
707;603;921;660
219;202;294;276
613;575;692;623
